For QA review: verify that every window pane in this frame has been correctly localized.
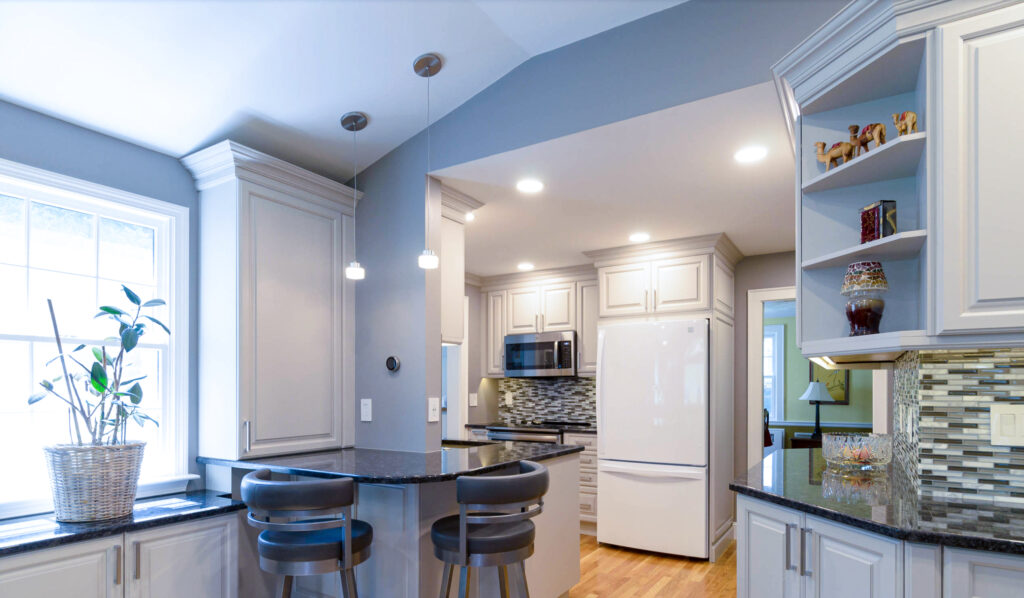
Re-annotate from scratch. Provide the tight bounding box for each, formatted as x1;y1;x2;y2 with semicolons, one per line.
99;217;155;285
29;202;96;275
0;195;26;265
0;265;28;335
28;270;98;339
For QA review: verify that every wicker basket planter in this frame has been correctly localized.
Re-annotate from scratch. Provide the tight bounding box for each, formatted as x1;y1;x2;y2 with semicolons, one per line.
43;442;146;522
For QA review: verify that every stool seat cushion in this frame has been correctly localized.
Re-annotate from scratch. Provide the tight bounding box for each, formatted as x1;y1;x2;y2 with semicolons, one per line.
258;519;373;563
430;515;535;555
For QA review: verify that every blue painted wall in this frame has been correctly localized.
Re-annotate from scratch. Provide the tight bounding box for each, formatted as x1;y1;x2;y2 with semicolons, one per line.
0;99;202;476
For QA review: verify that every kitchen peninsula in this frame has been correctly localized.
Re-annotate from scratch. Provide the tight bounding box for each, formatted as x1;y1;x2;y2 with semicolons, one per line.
199;441;583;598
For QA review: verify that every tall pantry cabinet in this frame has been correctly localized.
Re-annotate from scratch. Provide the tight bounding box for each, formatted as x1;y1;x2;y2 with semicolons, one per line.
183;141;357;459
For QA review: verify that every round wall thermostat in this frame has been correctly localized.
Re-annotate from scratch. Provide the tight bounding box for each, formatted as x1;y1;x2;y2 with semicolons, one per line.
386;356;401;372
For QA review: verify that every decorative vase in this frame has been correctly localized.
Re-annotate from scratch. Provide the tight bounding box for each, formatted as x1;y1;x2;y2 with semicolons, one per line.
43;442;145;522
841;261;889;336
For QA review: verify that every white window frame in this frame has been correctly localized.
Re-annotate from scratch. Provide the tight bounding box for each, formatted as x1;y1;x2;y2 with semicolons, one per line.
762;324;785;422
0;157;194;519
746;286;796;470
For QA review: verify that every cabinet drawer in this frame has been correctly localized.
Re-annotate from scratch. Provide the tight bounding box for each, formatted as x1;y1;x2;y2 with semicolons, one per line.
579;453;597;468
579;470;597;486
563;433;596;451
579;492;597;517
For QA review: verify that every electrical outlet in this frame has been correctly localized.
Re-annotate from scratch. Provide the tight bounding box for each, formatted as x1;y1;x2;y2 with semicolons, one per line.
469;392;478;407
504;394;514;407
428;397;440;422
360;398;372;422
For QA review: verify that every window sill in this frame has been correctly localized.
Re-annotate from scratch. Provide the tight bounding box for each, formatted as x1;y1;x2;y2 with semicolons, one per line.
0;474;200;521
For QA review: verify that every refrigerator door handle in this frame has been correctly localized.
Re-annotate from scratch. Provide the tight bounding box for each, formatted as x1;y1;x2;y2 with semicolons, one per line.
600;462;704;479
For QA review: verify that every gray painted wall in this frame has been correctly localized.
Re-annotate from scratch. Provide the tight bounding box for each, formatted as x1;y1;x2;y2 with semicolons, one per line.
0;99;202;479
732;251;796;479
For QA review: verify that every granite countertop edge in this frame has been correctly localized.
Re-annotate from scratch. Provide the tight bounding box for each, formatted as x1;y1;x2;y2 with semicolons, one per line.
729;483;1024;556
0;490;245;559
464;423;598;435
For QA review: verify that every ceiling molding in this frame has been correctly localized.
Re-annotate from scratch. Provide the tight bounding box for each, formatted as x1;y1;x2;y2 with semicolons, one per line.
479;263;597;291
465;273;484;287
583;233;743;268
181;140;360;206
440;182;485;223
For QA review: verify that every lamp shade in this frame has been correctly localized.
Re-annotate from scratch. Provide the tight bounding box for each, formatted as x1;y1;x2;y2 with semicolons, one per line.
841;261;889;296
418;249;439;270
798;381;836;404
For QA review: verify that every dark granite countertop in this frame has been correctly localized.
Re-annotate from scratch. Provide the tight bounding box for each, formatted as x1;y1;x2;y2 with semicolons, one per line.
198;441;584;484
730;449;1024;555
464;422;597;435
0;491;245;558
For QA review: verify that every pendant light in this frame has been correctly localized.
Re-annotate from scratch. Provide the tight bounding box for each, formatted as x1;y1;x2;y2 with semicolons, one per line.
341;111;368;280
415;52;442;270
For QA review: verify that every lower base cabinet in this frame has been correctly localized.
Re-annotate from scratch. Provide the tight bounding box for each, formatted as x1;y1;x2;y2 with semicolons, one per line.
0;514;237;598
944;547;1024;598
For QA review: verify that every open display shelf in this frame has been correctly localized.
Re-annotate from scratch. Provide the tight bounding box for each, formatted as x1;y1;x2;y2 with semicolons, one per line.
802;132;926;194
802;229;926;270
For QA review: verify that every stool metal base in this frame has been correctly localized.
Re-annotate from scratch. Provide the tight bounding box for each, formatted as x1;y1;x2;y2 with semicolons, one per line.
435;546;533;598
260;546;371;598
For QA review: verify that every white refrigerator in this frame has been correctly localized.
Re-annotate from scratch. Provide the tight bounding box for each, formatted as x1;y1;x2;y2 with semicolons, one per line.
596;319;709;558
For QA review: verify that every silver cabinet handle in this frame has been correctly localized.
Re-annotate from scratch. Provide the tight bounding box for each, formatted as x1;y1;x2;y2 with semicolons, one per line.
800;528;813;577
243;420;251;453
540;314;545;331
784;523;796;571
642;289;648;311
652;289;657;310
114;544;122;585
134;541;141;580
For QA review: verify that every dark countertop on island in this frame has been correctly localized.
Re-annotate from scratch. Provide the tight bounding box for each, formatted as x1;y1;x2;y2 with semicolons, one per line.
730;449;1024;555
198;440;585;484
0;491;245;558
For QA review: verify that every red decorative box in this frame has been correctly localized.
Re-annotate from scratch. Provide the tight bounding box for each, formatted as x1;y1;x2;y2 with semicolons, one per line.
860;201;896;244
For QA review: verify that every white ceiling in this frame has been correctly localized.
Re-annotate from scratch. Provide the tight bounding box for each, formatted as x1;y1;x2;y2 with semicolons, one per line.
0;0;682;182
435;82;796;277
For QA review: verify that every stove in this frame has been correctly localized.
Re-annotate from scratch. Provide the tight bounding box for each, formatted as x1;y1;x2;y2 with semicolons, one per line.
485;420;592;443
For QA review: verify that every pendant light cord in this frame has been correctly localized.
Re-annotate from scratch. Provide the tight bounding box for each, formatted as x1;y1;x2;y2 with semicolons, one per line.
425;72;431;247
352;126;357;254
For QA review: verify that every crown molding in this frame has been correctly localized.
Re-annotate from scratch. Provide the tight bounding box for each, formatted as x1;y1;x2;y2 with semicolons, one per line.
479;263;596;291
439;183;485;223
464;273;484;287
583;233;743;268
181;140;361;206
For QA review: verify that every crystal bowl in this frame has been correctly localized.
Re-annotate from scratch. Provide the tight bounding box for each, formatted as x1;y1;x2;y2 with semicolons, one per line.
821;468;889;506
822;433;892;470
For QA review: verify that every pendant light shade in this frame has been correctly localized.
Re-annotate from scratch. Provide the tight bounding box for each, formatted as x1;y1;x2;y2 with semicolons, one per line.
341;111;368;281
418;249;439;270
345;261;366;280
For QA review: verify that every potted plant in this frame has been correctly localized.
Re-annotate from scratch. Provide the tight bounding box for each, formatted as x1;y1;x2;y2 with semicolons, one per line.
28;285;168;522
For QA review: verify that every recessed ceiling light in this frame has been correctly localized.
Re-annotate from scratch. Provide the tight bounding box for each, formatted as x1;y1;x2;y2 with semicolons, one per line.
516;179;544;193
517;262;535;271
734;145;767;164
465;211;475;222
629;232;651;243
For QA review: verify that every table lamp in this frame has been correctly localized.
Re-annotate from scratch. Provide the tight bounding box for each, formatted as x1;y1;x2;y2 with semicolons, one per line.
799;381;837;440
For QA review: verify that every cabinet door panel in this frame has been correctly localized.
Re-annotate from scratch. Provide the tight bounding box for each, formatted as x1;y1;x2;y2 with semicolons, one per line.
0;536;120;598
486;291;506;376
736;496;801;598
242;183;343;456
540;283;575;332
599;263;650;317
126;514;238;598
440;217;465;343
577;281;599;375
938;7;1024;333
507;287;540;333
944;547;1024;598
805;515;900;598
651;256;708;313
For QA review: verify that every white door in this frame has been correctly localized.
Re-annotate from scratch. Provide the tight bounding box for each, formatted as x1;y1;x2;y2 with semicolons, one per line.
936;5;1024;334
240;181;343;457
0;536;121;597
539;283;575;332
804;515;901;598
736;496;802;598
486;290;506;376
597;319;708;466
506;287;541;333
597;461;707;558
576;280;599;375
599;262;651;317
651;255;708;313
126;514;238;598
944;547;1024;598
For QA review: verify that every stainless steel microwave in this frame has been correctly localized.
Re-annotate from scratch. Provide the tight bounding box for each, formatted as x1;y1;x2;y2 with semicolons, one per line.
503;331;576;377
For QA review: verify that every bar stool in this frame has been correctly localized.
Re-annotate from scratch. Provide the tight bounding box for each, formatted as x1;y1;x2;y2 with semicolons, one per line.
430;460;549;598
240;469;373;598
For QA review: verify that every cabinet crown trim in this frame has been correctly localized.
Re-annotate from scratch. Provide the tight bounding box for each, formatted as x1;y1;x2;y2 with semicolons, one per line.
441;182;485;214
584;233;742;268
181;140;361;205
479;263;597;291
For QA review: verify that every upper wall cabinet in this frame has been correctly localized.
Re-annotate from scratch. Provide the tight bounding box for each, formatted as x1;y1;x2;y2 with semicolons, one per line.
772;0;1024;364
183;141;357;460
506;283;577;334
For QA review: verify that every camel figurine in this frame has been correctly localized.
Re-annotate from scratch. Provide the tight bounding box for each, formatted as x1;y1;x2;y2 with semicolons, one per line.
815;141;855;171
849;123;886;156
892;111;918;136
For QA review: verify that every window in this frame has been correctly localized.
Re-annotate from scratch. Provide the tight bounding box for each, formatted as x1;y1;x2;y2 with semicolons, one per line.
0;160;189;518
762;324;785;422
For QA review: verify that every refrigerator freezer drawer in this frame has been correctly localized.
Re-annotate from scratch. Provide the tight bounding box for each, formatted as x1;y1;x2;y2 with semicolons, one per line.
597;461;708;558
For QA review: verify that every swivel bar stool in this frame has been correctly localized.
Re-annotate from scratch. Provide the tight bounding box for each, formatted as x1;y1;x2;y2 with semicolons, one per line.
240;469;373;598
430;460;549;598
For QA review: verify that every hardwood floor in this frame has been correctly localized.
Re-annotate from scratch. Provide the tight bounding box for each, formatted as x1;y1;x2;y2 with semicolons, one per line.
570;535;736;597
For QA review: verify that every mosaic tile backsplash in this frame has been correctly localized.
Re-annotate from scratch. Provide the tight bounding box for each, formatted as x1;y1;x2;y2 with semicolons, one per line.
893;351;921;494
895;348;1024;504
497;377;596;424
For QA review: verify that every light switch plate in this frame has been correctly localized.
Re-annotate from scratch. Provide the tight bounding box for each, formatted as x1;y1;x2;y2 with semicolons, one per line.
428;397;440;422
469;393;478;407
990;404;1024;446
360;398;372;422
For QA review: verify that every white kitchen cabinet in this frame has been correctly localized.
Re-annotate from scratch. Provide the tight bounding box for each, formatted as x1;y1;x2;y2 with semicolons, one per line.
183;141;355;460
597;253;714;318
0;536;122;597
737;495;802;598
486;290;506;376
598;262;651;317
944;547;1024;598
126;515;238;598
540;282;576;332
506;287;541;334
440;215;466;344
936;4;1024;335
576;280;599;375
564;432;598;524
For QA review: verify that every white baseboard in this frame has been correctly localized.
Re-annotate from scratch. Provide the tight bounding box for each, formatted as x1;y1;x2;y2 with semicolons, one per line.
710;522;736;563
580;520;597;537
